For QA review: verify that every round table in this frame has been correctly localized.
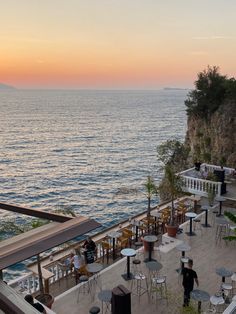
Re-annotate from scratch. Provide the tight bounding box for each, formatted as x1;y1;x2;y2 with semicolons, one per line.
215;196;226;217
216;267;233;283
185;212;197;236
107;231;122;260
86;263;103;289
146;261;163;276
121;248;136;280
191;289;210;313
201;205;211;227
98;289;112;314
143;235;158;262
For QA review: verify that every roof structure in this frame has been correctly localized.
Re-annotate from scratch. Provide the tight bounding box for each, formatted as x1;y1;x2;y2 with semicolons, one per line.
0;212;100;270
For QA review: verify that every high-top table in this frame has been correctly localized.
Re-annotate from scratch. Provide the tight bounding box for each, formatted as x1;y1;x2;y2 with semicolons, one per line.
191;289;210;313
216;267;233;283
201;205;211;227
143;235;158;262
121;248;136;280
176;242;191;271
107;231;122;260
185;212;197;236
86;262;103;290
215;196;226;217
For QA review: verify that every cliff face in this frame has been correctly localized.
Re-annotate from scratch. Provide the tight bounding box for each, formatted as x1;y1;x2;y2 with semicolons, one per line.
185;101;236;167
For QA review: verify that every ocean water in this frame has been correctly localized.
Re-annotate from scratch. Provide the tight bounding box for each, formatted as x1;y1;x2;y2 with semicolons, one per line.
0;89;188;279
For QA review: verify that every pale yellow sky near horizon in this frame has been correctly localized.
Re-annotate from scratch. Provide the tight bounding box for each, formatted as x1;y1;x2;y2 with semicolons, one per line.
0;0;236;88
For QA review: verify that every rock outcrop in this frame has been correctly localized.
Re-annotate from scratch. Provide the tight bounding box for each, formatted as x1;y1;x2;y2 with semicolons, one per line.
185;101;236;167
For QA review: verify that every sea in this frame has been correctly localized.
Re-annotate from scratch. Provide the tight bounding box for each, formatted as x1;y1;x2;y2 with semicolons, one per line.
0;89;188;280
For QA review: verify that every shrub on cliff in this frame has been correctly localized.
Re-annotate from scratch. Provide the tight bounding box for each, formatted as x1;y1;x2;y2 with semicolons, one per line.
185;66;236;118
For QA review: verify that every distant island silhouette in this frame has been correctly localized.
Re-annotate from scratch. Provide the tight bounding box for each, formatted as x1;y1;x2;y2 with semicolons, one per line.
0;83;16;90
163;87;190;91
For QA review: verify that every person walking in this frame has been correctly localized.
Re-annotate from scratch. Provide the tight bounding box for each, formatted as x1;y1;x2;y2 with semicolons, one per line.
182;259;199;307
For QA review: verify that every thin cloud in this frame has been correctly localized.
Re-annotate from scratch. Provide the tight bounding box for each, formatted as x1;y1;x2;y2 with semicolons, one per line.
192;36;234;40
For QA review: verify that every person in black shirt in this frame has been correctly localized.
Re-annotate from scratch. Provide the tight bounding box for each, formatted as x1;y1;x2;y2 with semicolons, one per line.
182;259;199;307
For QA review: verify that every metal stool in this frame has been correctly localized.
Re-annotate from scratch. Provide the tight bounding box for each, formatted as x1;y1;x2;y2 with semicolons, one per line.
98;290;112;314
222;282;233;302
209;295;225;313
77;275;90;302
231;273;236;294
193;218;203;235
131;272;148;298
132;259;141;275
215;222;228;243
89;306;100;314
150;275;167;301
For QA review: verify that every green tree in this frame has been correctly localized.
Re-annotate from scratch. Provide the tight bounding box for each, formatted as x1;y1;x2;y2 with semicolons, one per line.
185;66;227;117
144;175;158;217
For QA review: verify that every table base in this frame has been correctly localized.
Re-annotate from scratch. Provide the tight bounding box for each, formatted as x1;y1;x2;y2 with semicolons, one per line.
143;257;157;263
185;232;196;236
202;224;211;228
121;273;134;281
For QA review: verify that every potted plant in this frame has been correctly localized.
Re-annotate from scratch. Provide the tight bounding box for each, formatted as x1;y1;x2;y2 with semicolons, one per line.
157;140;185;237
158;164;183;237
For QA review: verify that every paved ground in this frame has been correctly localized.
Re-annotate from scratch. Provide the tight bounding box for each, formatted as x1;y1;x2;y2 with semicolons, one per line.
52;206;236;314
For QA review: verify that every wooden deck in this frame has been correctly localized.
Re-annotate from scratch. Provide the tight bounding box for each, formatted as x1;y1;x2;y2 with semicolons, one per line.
51;200;236;314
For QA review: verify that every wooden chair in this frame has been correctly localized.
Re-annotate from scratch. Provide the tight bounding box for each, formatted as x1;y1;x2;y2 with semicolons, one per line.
101;241;111;264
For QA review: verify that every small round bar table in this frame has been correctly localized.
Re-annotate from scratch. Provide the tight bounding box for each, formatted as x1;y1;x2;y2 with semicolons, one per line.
191;289;210;313
121;248;136;281
185;212;197;236
143;235;158;262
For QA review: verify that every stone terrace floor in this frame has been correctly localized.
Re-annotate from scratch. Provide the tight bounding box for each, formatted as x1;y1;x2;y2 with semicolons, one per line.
51;203;236;314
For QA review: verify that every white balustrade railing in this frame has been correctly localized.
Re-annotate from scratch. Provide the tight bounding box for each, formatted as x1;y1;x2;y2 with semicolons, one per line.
181;175;222;197
8;272;39;294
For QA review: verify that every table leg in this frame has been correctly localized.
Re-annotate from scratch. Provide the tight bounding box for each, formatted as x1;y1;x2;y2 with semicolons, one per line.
190;218;193;235
135;226;138;242
219;202;222;216
112;238;116;260
198;301;201;313
148;243;152;261
127;256;130;278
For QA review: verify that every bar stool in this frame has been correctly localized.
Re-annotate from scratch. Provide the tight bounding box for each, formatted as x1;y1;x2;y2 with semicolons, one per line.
132;258;141;275
89;306;100;314
77;275;91;302
193;217;203;235
150;275;167;301
98;289;112;314
215;221;228;243
131;272;149;299
209;295;225;313
231;273;236;294
222;282;233;300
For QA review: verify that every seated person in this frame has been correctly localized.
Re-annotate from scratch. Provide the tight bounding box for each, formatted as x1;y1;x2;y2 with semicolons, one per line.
71;248;84;271
24;294;46;313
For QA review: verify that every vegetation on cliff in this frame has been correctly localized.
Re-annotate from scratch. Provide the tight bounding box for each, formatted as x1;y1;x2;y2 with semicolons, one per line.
185;66;236;118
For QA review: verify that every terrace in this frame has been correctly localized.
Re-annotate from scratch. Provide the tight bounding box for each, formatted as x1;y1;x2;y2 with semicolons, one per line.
3;195;236;314
179;163;236;200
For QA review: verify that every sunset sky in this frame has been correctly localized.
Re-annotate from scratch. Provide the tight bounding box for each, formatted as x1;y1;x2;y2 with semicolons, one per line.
1;0;236;89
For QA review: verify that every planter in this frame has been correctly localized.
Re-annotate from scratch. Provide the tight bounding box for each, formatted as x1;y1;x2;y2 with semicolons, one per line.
165;224;178;237
141;236;153;252
35;293;54;309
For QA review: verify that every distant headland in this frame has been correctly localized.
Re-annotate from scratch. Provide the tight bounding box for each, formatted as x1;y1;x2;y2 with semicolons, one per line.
163;87;191;91
0;83;16;90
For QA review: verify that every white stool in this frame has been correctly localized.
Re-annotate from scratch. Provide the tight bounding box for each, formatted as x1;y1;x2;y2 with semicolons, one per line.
231;273;236;294
209;295;225;313
131;272;148;299
150;275;167;301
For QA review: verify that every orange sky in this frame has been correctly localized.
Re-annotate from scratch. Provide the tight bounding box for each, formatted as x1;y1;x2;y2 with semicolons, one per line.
1;1;236;89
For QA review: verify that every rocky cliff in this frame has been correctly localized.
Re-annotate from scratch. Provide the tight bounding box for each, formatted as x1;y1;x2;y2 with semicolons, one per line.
185;101;236;167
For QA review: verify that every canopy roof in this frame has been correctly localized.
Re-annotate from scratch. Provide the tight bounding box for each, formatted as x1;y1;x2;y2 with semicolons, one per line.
0;204;101;269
